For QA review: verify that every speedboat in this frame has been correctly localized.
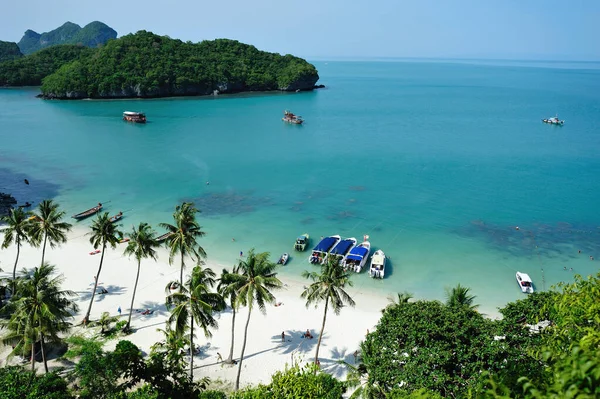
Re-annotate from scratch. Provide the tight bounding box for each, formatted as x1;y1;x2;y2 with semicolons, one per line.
277;253;289;265
516;272;534;293
369;250;386;279
309;235;341;264
542;115;564;125
343;241;371;272
326;237;357;265
294;234;310;252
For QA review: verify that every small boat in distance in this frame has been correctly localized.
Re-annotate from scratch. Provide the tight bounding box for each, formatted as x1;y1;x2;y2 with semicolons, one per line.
156;232;173;243
282;110;304;125
343;241;371;272
294;234;310;251
72;203;102;220
516;271;534;293
369;250;386;279
277;253;289;265
542;115;564;125
123;111;147;123
109;211;123;223
327;237;357;265
309;235;341;264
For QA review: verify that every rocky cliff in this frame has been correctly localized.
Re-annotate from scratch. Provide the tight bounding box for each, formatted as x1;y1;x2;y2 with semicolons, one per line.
17;21;117;54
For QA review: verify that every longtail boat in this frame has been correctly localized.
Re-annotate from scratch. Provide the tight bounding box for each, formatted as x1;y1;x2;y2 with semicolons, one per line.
72;203;102;220
157;232;173;242
109;212;123;223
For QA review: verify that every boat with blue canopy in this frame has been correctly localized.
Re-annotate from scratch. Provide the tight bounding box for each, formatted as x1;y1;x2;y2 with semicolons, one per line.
309;235;341;264
342;241;371;272
326;237;357;265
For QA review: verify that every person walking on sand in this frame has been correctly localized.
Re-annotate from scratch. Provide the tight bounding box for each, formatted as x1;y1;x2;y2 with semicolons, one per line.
217;352;223;362
281;331;285;342
240;251;243;257
117;306;121;316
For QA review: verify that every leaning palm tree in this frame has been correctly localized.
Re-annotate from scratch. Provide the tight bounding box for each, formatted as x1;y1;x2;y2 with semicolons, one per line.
83;212;122;324
229;249;282;391
0;207;32;291
217;263;241;364
302;255;355;365
160;202;207;286
29;199;72;266
445;283;478;311
166;264;225;381
1;263;78;373
123;222;159;331
385;291;413;311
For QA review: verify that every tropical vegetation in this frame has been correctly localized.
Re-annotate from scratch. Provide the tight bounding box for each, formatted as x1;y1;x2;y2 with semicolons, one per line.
29;199;72;266
0;41;22;63
0;207;32;290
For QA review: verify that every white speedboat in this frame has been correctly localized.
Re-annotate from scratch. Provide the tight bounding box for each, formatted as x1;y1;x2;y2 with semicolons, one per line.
369;250;386;278
309;235;341;264
343;241;371;272
542;115;564;125
326;237;357;265
277;253;289;265
516;271;534;293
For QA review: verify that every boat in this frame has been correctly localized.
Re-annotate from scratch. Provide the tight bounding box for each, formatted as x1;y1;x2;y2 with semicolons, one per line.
516;271;534;293
123;111;147;123
542;115;564;125
156;232;173;243
294;234;310;252
326;237;357;265
277;253;289;265
342;241;371;272
282;110;304;125
72;203;102;220
109;211;123;223
369;250;386;279
309;235;341;264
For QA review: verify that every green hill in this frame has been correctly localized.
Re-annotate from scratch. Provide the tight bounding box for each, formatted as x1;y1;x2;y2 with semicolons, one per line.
17;21;117;55
0;45;94;86
0;41;23;63
41;31;319;99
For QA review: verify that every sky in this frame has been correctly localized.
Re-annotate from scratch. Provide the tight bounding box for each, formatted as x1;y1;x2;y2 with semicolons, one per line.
1;0;599;61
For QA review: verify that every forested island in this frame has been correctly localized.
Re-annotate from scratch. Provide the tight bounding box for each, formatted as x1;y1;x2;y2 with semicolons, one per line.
39;31;319;99
0;41;23;63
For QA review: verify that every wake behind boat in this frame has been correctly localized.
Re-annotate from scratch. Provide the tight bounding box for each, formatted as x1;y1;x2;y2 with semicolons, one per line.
343;241;371;272
72;203;102;220
327;237;357;265
516;271;534;293
369;249;386;278
309;235;341;264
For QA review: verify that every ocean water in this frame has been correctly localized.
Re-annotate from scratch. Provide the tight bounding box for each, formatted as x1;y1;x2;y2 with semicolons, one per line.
1;60;600;314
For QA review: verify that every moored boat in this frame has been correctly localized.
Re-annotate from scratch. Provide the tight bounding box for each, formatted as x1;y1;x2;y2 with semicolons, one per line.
123;111;147;123
156;232;173;243
109;211;123;223
516;271;534;293
326;237;357;265
72;203;102;220
343;241;371;272
294;233;310;251
277;253;289;265
309;235;341;264
282;110;304;125
369;250;386;279
542;115;564;125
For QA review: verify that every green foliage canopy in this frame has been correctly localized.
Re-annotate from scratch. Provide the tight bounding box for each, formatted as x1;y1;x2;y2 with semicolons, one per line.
0;41;23;63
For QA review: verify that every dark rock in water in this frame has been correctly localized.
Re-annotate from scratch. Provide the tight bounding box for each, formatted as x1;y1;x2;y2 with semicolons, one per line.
0;192;17;217
314;84;326;89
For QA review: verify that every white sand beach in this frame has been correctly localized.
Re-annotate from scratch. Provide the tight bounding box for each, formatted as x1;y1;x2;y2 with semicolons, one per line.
0;227;388;389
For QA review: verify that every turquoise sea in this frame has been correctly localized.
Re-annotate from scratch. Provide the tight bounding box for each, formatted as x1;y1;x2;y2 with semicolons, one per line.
1;60;600;314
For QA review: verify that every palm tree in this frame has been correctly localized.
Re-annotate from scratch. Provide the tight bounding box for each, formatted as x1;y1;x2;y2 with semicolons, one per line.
160;202;207;286
445;283;478;310
1;263;78;373
91;311;119;334
166;264;225;381
385;291;413;311
302;256;355;366
83;212;122;324
0;207;32;291
29;199;72;266
123;222;159;331
217;263;241;364
229;249;282;391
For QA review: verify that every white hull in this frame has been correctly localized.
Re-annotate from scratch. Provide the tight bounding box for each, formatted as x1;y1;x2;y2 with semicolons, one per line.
325;237;357;265
516;271;534;293
342;241;371;272
278;253;289;265
369;250;386;279
309;235;341;264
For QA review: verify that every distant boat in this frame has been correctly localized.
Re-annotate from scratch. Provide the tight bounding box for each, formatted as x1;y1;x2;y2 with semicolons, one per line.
294;233;310;252
277;253;289;265
123;111;147;123
343;241;371;273
542;115;564;125
309;235;341;264
109;211;123;223
72;203;102;220
369;250;386;279
516;271;534;293
282;110;304;125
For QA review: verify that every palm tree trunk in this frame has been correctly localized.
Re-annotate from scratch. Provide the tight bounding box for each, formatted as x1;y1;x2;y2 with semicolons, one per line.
180;250;184;287
41;233;48;266
125;259;141;330
40;333;48;373
12;239;20;295
315;296;330;365
30;339;35;372
235;306;252;391
190;313;194;382
226;306;236;363
83;241;106;324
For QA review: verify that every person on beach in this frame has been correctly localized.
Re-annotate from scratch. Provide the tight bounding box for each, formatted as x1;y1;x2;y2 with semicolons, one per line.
217;352;223;362
281;331;285;342
118;306;121;316
353;350;358;363
240;251;243;257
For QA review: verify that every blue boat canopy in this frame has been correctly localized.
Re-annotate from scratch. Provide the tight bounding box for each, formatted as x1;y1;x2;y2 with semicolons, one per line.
346;246;369;261
313;236;337;252
331;239;355;255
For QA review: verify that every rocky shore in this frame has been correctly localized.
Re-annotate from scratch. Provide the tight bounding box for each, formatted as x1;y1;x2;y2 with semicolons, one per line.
0;192;17;217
